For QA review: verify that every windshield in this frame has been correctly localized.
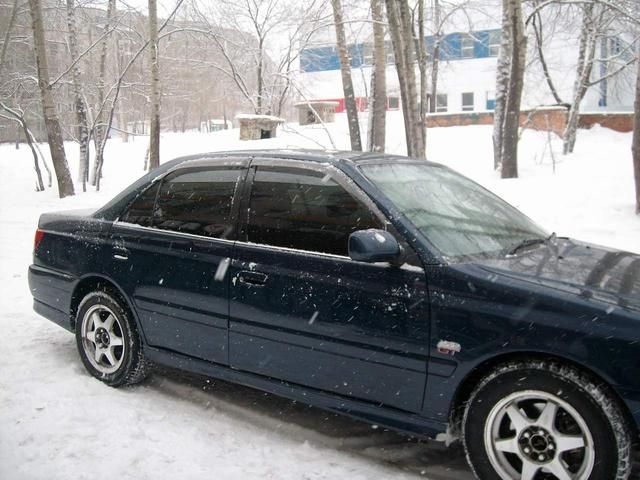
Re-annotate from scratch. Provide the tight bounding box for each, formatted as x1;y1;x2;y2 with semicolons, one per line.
360;162;548;260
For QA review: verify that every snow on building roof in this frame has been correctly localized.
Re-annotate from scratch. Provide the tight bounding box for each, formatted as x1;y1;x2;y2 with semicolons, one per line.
235;114;285;122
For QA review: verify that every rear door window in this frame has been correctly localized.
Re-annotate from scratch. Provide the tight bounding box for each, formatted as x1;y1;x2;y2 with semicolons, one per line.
247;167;381;256
120;167;243;239
152;168;243;239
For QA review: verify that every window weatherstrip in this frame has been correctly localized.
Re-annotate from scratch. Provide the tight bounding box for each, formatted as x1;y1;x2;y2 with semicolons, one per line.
113;221;236;245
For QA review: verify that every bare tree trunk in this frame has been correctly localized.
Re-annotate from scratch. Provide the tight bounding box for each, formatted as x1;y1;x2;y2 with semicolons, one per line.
501;0;526;179
367;0;386;152
66;0;90;192
90;0;115;185
493;0;511;170
331;0;362;151
563;4;596;155
385;0;411;152
0;0;19;77
429;0;441;113
385;0;425;158
257;37;264;114
115;37;129;143
397;0;425;158
23;123;45;192
633;45;640;214
27;0;74;198
532;9;564;105
415;0;428;150
148;0;161;169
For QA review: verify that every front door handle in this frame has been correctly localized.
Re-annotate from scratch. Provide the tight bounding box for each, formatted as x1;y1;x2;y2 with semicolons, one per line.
237;271;268;286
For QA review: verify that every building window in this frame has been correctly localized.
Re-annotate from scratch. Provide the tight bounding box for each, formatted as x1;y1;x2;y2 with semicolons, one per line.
488;31;500;57
436;94;448;113
388;96;400;110
461;35;475;59
610;37;622;54
486;91;496;110
462;92;474;111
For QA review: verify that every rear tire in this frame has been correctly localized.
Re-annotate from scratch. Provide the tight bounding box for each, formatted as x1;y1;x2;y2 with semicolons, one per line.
75;289;148;387
462;360;631;480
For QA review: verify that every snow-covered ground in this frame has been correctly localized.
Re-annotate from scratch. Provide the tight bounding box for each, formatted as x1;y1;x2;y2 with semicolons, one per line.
1;112;639;479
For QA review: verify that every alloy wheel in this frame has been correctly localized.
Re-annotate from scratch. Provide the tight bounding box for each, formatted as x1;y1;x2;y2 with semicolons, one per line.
484;389;594;480
80;304;126;374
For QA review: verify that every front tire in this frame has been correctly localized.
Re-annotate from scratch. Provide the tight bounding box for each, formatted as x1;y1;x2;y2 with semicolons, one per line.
75;289;148;387
462;361;632;480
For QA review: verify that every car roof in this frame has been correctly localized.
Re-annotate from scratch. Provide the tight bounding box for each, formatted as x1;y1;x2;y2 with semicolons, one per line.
168;149;442;168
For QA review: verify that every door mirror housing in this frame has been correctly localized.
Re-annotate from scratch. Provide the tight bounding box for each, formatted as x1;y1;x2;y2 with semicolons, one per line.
348;229;401;263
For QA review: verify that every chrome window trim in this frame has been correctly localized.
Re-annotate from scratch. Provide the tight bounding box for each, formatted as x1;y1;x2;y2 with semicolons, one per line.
236;239;352;261
112;221;236;245
112;221;364;262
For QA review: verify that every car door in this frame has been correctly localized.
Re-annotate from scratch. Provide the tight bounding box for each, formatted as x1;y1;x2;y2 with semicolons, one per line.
108;159;247;364
229;159;430;413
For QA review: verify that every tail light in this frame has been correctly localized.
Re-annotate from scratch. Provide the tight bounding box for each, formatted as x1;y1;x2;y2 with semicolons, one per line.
34;229;44;251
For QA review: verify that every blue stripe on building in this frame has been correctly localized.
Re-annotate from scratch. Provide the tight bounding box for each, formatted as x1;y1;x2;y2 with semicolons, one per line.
300;29;501;73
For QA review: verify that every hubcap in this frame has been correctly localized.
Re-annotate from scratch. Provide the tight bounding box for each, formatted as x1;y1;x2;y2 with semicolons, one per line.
81;304;125;374
484;390;594;480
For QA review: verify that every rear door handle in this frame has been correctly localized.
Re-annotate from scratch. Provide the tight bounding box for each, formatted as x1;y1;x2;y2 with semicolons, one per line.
237;271;268;286
112;247;130;261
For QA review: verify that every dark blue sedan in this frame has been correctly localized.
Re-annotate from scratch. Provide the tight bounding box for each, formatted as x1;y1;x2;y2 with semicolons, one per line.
29;150;640;480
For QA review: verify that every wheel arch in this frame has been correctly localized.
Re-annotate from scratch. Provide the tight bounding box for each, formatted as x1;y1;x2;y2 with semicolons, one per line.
69;274;143;338
448;351;638;442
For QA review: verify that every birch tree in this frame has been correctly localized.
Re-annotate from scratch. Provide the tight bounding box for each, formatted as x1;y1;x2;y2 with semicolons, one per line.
563;4;598;155
331;0;362;151
89;0;116;184
65;0;90;191
367;0;386;152
530;5;565;105
493;0;511;171
501;0;526;179
385;0;425;158
415;0;427;148
148;0;161;170
28;0;74;197
492;0;526;179
429;0;441;113
528;1;638;155
633;44;640;214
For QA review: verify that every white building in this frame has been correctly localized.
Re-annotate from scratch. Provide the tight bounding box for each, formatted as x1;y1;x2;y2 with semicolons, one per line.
296;2;636;115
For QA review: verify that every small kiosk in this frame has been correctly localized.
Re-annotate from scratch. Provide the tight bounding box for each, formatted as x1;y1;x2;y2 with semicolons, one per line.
236;114;285;140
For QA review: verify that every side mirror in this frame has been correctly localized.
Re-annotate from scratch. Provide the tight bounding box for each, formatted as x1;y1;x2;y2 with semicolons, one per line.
348;229;401;263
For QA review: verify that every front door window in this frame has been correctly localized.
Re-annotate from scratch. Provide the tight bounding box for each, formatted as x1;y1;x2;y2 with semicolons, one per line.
247;167;381;256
